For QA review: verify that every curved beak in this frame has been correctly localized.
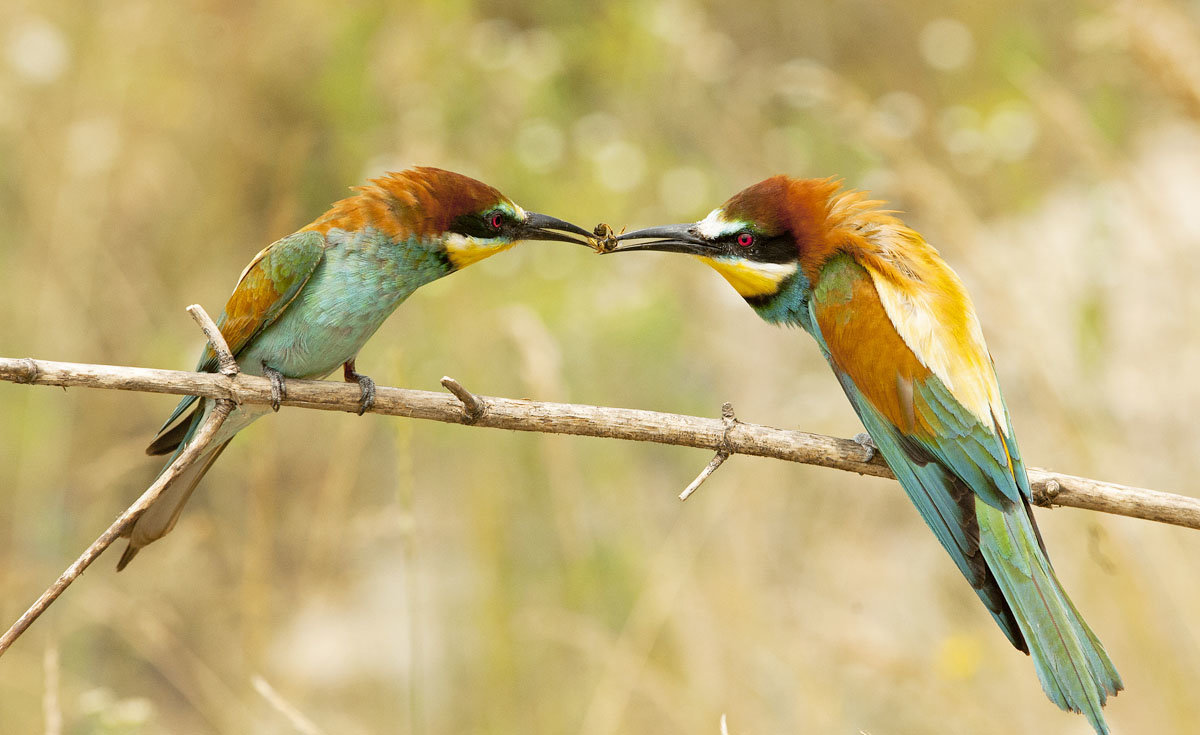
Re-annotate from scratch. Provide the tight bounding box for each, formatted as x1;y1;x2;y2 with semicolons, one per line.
519;212;595;246
609;223;716;255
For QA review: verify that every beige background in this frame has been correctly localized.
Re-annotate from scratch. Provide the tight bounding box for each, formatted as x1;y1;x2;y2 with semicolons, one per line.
1;1;1198;732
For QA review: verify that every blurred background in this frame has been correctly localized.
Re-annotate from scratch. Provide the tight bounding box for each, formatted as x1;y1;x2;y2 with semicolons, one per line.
1;0;1199;732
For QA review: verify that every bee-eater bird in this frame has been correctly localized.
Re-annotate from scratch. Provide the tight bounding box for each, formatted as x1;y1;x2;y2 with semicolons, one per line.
609;176;1121;733
119;167;592;570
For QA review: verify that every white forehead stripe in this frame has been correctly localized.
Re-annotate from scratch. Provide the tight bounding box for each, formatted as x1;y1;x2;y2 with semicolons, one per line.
696;208;745;239
514;203;527;220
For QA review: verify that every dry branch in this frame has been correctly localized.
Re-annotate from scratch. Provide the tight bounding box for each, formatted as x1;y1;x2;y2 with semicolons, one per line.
2;315;1198;660
0;305;243;658
679;402;737;501
0;397;234;656
1;355;1197;531
187;303;238;376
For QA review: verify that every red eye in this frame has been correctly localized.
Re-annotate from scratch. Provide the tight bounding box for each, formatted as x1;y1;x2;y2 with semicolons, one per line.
489;211;505;230
737;232;754;247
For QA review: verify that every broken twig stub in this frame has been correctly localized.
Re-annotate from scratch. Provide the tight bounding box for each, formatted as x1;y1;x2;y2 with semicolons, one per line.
442;376;486;424
679;402;739;501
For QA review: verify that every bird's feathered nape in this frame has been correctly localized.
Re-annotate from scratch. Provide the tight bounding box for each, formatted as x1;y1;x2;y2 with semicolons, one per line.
303;167;512;241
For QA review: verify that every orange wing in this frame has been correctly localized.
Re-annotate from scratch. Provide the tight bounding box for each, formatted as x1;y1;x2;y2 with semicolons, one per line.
812;253;933;435
153;231;326;438
196;230;326;371
810;251;1026;509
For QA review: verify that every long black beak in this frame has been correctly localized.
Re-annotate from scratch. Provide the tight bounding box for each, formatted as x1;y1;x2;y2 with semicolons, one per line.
520;212;595;246
608;223;716;255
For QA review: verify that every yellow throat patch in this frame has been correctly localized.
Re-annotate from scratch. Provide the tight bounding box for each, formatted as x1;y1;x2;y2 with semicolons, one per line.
444;235;516;269
697;256;797;297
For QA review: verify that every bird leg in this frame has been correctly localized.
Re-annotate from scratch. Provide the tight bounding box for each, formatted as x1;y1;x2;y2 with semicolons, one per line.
852;432;877;462
343;359;375;415
262;362;286;412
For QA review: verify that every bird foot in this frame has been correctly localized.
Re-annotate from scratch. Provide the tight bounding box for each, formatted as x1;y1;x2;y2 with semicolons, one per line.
263;362;286;411
343;360;375;415
852;432;877;462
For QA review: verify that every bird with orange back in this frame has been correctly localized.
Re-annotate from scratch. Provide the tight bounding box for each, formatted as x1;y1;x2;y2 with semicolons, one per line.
608;176;1122;733
120;167;592;570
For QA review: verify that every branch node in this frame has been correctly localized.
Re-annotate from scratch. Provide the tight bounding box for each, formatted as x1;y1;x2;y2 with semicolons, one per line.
15;357;39;384
1037;479;1062;506
680;402;738;501
187;304;239;377
719;401;737;445
441;376;485;424
852;432;877;462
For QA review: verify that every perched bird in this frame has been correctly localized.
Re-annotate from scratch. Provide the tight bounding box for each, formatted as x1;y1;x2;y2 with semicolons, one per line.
120;167;591;570
608;176;1122;733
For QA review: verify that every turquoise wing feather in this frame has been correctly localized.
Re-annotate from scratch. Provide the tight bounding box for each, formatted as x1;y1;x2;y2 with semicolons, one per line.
829;368;1026;649
910;376;1029;507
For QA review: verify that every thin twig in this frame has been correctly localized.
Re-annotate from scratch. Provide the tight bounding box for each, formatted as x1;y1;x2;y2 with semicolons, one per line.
679;402;737;501
251;675;328;735
441;376;485;423
0;306;242;658
0;398;234;658
1;357;1198;530
679;454;730;501
186;303;238;377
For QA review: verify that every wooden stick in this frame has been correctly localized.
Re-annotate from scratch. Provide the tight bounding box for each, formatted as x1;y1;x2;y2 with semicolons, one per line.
1;358;1198;530
441;376;485;423
186;303;238;376
0;397;234;657
0;305;242;658
679;402;737;501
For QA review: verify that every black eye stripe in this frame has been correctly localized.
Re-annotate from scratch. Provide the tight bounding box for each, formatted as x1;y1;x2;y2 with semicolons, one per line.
450;210;507;239
756;234;796;264
717;231;794;264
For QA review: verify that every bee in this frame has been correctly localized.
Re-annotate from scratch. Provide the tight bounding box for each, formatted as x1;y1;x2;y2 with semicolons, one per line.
589;223;622;253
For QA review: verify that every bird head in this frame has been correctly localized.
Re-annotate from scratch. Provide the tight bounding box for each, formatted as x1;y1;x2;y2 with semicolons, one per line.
309;167;594;270
607;176;849;321
433;169;595;269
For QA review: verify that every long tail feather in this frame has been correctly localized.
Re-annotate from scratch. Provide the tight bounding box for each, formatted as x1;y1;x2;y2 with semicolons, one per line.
146;412;193;456
121;399;267;569
117;439;231;571
977;499;1122;734
119;402;237;571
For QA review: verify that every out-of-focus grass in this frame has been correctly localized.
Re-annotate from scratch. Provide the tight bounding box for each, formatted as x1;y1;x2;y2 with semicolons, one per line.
2;0;1199;733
